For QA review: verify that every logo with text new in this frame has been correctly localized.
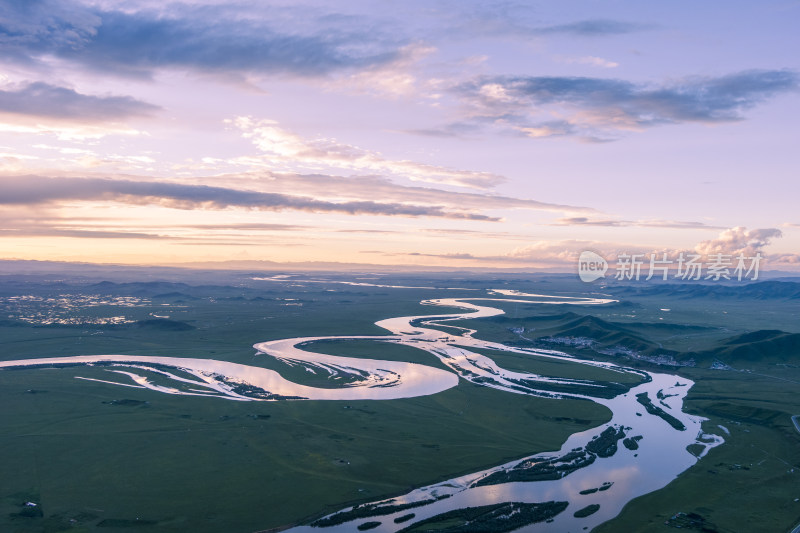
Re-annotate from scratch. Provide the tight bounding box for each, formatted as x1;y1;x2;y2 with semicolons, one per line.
578;251;608;282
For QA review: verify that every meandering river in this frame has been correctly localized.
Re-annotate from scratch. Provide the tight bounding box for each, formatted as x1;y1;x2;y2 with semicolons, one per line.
0;291;722;532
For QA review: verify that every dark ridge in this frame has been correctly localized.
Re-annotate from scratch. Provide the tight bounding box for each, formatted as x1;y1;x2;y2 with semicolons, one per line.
620;321;716;331
484;312;582;323
559;315;636;333
132;319;196;331
89;281;193;293
152;291;200;300
701;330;800;362
722;330;787;344
701;403;786;426
609;280;800;300
539;316;658;352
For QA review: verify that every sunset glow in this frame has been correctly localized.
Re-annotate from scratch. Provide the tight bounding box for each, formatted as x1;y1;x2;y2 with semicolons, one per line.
1;1;798;270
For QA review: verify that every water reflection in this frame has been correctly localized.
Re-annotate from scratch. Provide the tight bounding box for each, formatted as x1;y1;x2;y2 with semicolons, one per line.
0;292;722;532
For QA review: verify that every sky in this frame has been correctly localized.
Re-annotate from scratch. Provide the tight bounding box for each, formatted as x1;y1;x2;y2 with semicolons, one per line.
0;0;798;270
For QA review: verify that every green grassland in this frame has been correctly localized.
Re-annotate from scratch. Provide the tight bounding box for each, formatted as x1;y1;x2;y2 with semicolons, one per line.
458;279;800;533
3;273;800;532
0;278;612;533
594;366;800;533
473;278;800;354
0;367;609;533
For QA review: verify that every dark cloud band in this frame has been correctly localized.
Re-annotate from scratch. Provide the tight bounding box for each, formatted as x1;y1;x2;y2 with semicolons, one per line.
0;82;159;121
453;69;799;139
0;175;498;221
0;1;401;77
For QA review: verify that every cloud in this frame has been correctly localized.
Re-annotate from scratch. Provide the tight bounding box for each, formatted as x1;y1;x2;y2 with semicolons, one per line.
767;253;800;266
404;252;479;260
453;70;799;140
503;240;598;263
0;81;160;121
516;121;576;139
212;171;594;214
232;117;506;189
369;228;796;270
552;217;725;230
175;240;308;247
378;239;610;267
0;212;315;242
179;223;310;232
0;0;401;78
325;43;438;98
436;3;648;40
560;56;619;69
0;205;167;239
0;227;165;239
422;228;529;240
335;229;401;234
0;175;498;220
0;121;148;141
694;226;783;257
537;19;650;36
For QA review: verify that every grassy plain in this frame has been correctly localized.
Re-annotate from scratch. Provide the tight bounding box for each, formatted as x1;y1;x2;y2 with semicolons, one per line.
3;272;800;532
0;275;612;533
459;278;800;533
594;366;800;533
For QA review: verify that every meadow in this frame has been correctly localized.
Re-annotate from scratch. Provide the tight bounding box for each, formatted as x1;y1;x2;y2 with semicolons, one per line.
0;273;611;533
2;271;799;532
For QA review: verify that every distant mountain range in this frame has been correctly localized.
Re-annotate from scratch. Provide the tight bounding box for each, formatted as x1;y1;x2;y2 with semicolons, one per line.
492;311;799;369
544;315;657;352
706;330;800;363
609;280;800;299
